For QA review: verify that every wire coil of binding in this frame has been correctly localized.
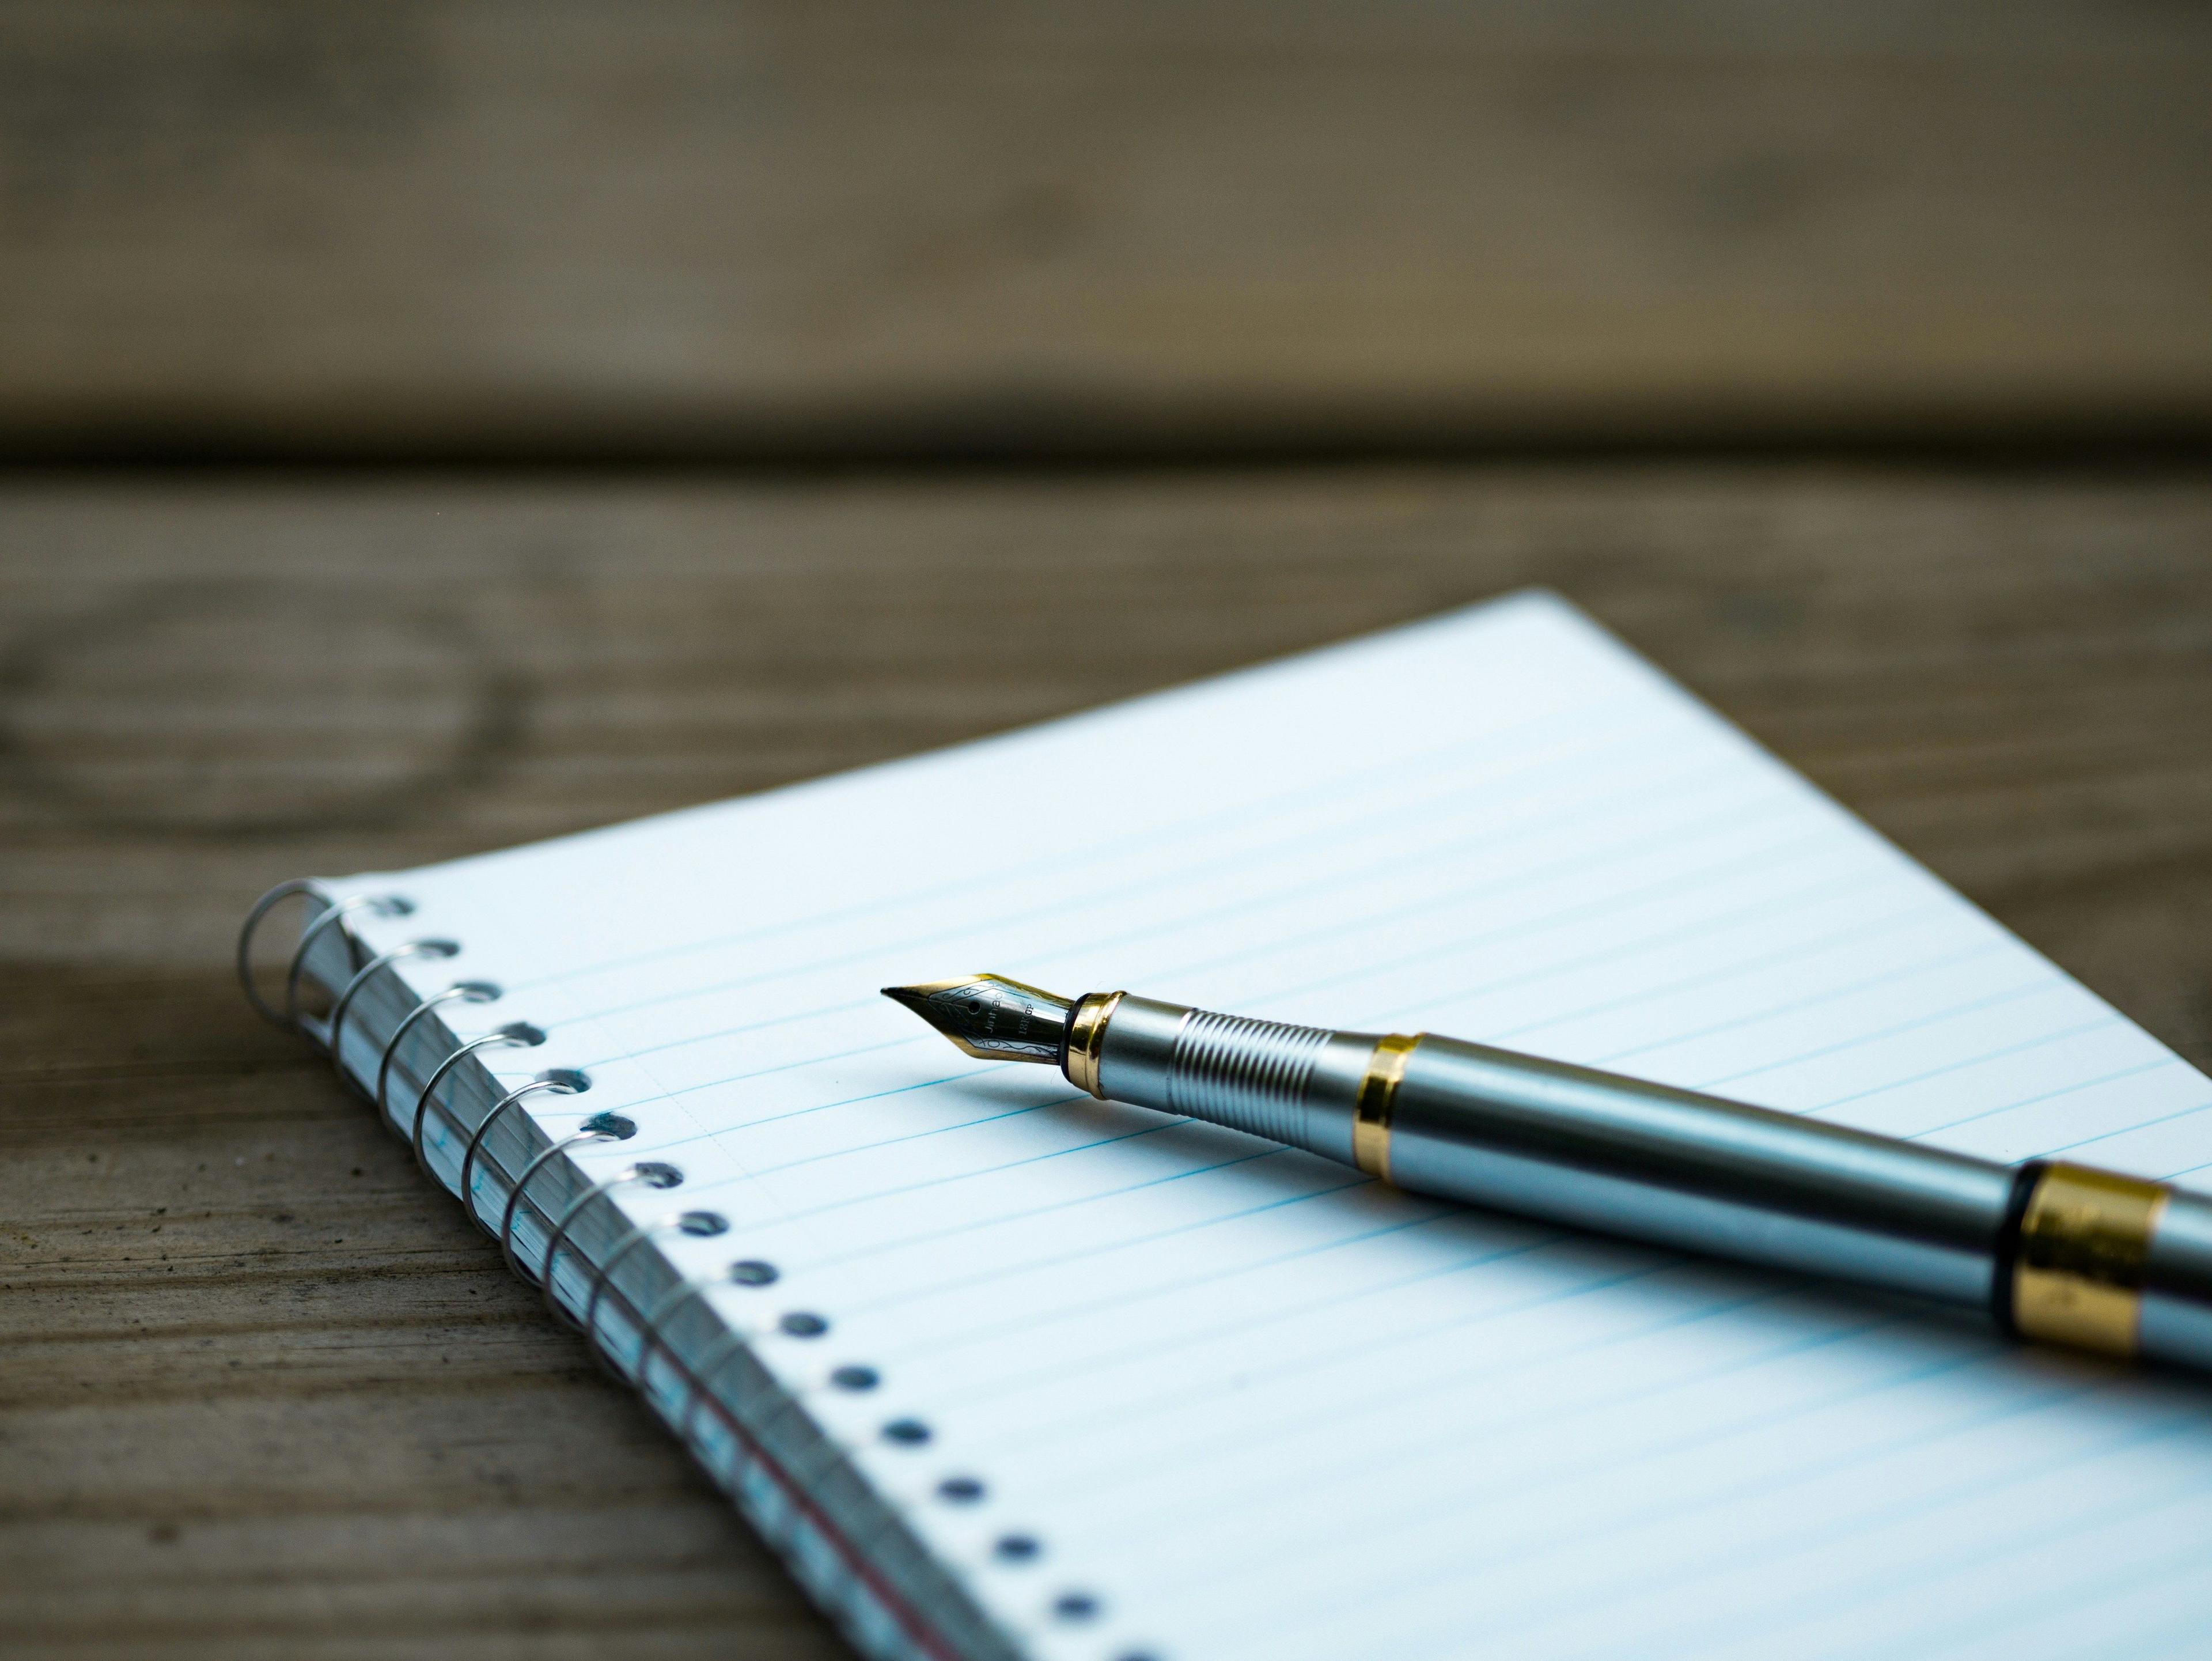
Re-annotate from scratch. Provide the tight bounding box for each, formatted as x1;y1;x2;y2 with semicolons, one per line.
586;1210;732;1375
239;881;1051;1661
407;1020;545;1172
374;980;501;1127
458;1073;590;1231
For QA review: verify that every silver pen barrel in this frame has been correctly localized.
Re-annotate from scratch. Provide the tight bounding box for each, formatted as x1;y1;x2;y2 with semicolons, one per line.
1060;990;2212;1372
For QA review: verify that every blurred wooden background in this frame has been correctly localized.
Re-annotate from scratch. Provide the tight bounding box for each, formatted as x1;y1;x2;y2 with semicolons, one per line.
3;5;2210;1659
4;1;2211;460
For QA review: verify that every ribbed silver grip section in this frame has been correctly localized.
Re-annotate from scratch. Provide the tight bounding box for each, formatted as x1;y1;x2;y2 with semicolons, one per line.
1093;994;1369;1164
1167;1010;1332;1145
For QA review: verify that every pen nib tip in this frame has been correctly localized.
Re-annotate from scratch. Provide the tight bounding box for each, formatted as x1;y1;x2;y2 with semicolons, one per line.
881;975;1072;1064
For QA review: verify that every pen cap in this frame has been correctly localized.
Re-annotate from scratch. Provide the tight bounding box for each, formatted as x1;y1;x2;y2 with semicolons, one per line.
1384;1035;2017;1309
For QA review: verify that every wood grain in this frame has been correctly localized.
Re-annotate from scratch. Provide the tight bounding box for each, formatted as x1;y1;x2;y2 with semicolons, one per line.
2;2;2210;460
0;962;849;1661
3;466;2210;1657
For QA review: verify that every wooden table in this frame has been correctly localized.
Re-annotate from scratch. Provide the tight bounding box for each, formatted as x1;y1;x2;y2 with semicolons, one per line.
6;469;2211;1659
5;3;2211;460
3;7;2211;1660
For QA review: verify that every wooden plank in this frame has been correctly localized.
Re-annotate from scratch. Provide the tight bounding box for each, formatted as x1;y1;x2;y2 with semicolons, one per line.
3;466;2211;1656
2;2;2209;459
0;962;850;1661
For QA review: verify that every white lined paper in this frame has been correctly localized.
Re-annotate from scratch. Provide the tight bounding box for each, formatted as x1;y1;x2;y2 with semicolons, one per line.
343;592;2212;1661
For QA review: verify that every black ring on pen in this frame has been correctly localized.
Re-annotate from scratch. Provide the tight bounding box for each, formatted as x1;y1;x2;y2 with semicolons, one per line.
1989;1159;2048;1339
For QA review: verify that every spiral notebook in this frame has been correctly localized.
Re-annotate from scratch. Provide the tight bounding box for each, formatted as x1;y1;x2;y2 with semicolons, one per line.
245;592;2212;1661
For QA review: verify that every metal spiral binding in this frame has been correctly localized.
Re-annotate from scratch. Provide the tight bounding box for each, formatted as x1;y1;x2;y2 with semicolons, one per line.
533;1161;685;1323
497;1128;635;1287
248;887;763;1474
374;980;502;1123
238;881;999;1661
458;1074;593;1231
515;1196;851;1526
583;1209;730;1374
406;1021;545;1174
675;1317;815;1514
287;896;407;1027
324;939;459;1064
617;1261;913;1642
240;879;391;1028
679;1315;762;1450
633;1265;749;1399
238;879;322;1026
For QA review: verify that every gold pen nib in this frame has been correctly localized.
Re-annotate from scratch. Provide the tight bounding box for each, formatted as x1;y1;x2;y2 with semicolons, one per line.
881;975;1072;1064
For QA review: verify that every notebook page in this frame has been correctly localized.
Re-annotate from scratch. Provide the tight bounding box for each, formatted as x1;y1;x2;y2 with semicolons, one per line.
339;592;2212;1661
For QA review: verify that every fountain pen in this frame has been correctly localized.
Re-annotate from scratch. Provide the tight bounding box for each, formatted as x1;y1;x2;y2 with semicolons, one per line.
884;975;2212;1372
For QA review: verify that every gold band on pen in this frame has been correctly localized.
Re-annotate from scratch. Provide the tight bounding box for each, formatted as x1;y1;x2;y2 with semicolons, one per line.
1065;991;1123;1099
1353;1034;1421;1182
2012;1162;2169;1357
